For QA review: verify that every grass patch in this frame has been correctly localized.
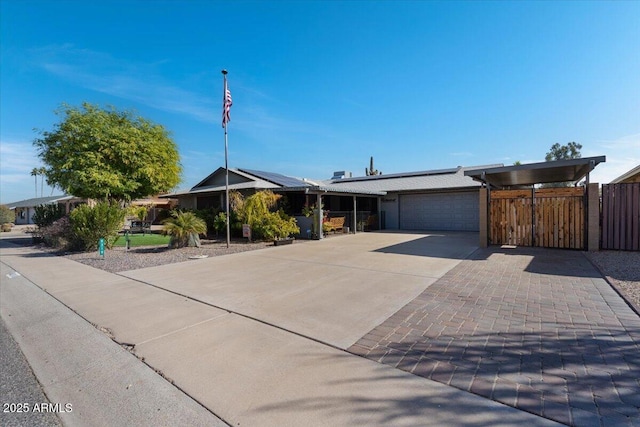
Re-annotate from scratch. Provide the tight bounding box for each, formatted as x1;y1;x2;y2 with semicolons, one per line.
113;233;171;247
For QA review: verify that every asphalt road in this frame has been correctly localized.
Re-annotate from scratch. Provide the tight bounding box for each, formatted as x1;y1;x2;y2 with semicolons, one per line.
0;317;62;427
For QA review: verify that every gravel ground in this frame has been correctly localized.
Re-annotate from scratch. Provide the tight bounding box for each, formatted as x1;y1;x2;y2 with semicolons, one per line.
586;250;640;314
62;239;288;273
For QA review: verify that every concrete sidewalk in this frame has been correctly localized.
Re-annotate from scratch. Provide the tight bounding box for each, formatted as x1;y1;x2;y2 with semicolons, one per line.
0;239;558;426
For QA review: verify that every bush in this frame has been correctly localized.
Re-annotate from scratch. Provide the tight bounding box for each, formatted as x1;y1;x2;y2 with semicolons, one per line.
40;216;74;249
32;204;65;228
70;202;125;251
0;205;14;224
193;208;220;237
231;191;299;240
162;210;207;248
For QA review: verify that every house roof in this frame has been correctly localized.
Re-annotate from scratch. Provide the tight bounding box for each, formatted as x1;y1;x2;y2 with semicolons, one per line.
238;168;309;188
464;156;606;187
325;165;500;193
610;164;640;184
5;195;74;209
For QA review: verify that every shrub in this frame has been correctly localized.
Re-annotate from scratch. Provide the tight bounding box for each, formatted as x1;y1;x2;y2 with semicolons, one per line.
231;191;299;240
193;208;220;236
0;205;14;224
162;210;207;248
40;216;74;249
32;204;65;228
70;202;125;251
213;211;227;237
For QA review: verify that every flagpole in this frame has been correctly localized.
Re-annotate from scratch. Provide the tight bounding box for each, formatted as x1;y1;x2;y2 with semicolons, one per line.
222;69;230;248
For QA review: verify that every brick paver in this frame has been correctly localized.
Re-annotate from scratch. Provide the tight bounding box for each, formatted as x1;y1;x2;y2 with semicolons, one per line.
348;247;640;426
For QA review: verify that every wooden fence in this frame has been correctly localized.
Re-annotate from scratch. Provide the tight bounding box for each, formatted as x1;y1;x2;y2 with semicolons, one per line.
601;183;640;251
490;187;585;249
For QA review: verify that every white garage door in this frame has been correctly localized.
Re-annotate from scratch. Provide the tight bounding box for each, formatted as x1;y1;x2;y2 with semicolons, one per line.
399;192;479;231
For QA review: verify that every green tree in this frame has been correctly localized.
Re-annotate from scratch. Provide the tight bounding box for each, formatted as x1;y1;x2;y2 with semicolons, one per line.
34;103;182;202
543;142;583;188
545;142;582;162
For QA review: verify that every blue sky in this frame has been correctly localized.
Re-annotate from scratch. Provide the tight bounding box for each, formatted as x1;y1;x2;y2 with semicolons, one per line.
1;1;639;204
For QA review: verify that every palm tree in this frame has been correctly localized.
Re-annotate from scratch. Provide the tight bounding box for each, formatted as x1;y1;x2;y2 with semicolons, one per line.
31;168;38;197
38;167;47;197
162;211;207;248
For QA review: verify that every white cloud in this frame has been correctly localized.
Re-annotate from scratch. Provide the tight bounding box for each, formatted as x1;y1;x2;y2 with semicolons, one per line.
585;133;640;184
0;140;43;203
33;45;217;122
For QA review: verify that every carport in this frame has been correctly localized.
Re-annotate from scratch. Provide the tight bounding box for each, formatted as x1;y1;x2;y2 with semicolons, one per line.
464;156;606;250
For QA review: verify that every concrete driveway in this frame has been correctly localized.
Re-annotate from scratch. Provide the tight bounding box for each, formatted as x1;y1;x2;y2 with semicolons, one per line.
122;231;478;349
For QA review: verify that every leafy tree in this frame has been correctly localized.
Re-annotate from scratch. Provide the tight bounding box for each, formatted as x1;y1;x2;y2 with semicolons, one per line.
545;142;582;162
162;210;207;248
543;142;583;188
34;103;182;202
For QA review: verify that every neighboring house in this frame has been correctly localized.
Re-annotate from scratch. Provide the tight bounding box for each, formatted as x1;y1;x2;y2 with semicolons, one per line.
165;164;501;233
6;195;84;225
610;164;640;184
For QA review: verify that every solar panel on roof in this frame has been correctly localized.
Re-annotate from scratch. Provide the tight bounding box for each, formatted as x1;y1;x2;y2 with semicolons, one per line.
240;169;309;188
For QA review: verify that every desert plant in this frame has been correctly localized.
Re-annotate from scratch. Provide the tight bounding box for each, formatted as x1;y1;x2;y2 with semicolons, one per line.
162;210;207;248
0;205;14;226
70;202;125;250
260;210;300;240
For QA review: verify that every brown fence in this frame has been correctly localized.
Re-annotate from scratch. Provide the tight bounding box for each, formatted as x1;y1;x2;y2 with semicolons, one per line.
490;187;585;249
601;183;640;251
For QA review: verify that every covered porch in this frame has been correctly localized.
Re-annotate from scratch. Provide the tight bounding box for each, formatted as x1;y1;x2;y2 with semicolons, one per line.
276;186;386;239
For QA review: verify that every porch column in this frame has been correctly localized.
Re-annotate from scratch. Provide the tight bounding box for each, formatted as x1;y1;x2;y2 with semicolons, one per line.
587;183;599;251
353;196;357;234
479;187;488;248
317;193;323;240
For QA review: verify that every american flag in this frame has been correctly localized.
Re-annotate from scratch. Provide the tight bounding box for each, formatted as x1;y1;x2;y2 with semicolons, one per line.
222;83;232;128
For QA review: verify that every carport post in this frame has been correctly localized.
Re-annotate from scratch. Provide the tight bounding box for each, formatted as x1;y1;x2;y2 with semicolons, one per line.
353;195;357;234
317;193;323;239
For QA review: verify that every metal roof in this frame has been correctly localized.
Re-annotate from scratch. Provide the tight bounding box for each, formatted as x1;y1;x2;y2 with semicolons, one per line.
5;195;74;209
275;185;386;196
326;165;500;193
239;168;309;188
464;156;606;187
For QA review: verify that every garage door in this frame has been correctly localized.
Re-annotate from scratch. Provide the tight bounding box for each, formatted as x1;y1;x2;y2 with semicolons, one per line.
399;192;479;231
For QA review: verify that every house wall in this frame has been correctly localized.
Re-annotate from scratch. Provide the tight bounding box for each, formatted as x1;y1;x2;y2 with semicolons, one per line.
380;193;400;229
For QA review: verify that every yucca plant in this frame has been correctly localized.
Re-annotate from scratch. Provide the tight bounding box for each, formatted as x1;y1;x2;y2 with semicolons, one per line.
162;210;207;248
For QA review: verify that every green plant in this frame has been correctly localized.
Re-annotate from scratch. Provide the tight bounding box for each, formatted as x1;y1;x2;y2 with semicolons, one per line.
34;102;182;202
128;205;148;222
213;212;227;236
230;191;299;240
32;204;65;228
260;210;300;240
0;205;14;225
70;202;125;250
162;210;207;248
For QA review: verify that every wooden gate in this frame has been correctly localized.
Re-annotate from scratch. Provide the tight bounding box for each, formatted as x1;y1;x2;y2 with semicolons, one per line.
490;187;585;249
602;183;640;251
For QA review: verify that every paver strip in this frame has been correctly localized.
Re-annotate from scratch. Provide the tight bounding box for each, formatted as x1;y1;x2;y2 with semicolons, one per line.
348;246;640;426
